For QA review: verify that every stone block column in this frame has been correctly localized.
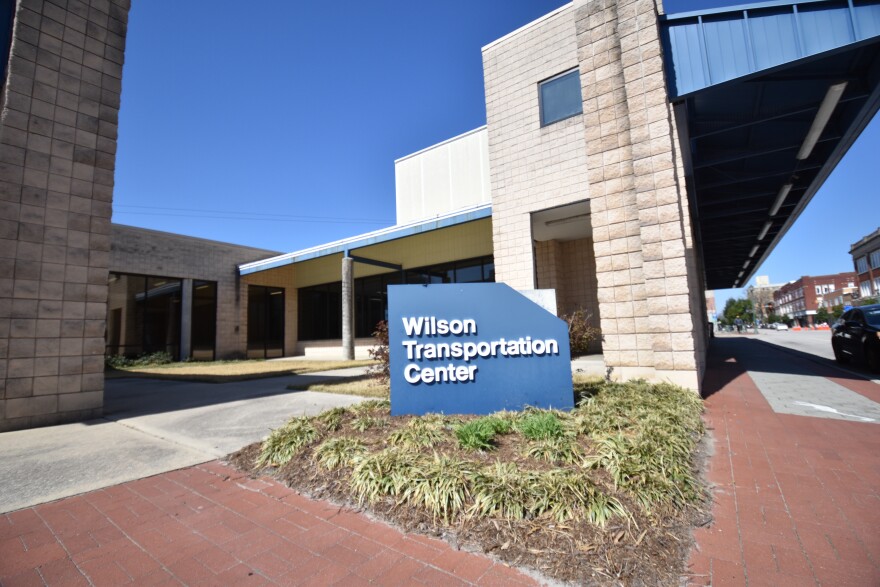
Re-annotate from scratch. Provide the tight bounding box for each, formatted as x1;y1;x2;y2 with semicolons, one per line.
0;0;131;431
575;0;703;389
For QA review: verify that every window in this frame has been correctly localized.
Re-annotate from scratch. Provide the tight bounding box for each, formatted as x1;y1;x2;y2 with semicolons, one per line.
298;256;495;341
815;286;822;294
871;250;880;269
106;273;182;360
874;277;880;295
860;281;872;298
248;285;285;359
856;256;869;273
191;281;217;360
539;69;582;126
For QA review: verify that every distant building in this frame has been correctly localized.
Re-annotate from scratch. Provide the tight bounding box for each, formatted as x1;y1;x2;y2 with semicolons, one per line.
774;273;858;326
746;277;784;322
850;228;880;299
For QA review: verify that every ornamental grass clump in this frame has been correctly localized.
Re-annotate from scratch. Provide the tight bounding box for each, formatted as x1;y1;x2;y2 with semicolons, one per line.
256;417;318;468
315;406;348;431
314;437;367;471
515;410;566;440
525;436;583;464
398;454;474;522
351;414;387;432
388;418;447;448
454;415;512;451
577;380;705;513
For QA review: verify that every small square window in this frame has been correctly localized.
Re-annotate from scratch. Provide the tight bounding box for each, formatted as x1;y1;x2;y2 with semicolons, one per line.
539;69;583;126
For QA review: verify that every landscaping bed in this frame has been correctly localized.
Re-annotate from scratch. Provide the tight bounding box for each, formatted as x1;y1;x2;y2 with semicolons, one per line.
227;378;709;585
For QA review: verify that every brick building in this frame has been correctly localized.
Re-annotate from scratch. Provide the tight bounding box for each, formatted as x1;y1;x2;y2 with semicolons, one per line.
774;273;858;326
3;0;879;431
850;227;880;299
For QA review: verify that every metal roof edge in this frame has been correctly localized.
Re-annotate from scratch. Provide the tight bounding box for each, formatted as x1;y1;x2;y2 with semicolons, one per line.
394;126;487;164
481;3;572;52
239;204;493;275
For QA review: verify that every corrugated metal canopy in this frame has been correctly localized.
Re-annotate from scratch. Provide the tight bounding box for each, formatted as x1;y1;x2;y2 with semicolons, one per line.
661;0;880;289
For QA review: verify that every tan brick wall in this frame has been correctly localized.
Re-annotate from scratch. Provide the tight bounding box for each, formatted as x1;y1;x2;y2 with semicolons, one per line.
482;5;591;290
1;0;131;432
109;224;282;360
484;0;706;390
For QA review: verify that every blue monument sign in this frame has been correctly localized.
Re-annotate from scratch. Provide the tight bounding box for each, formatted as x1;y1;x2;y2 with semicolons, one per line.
388;283;573;415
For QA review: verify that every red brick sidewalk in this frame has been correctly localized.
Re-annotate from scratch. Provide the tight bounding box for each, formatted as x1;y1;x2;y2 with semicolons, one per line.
686;338;880;586
0;462;538;586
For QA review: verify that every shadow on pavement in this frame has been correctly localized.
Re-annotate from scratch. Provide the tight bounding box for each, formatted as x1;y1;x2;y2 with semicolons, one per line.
702;337;877;399
101;371;362;421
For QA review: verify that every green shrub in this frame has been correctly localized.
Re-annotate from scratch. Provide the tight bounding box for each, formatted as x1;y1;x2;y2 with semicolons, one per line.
455;416;511;451
515;411;565;440
255;418;318;467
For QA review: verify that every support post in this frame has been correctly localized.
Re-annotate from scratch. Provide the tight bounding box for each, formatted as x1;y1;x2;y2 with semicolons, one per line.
342;256;355;360
180;278;193;360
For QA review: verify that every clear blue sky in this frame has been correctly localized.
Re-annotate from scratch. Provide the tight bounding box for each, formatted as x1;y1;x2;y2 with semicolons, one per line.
113;1;878;306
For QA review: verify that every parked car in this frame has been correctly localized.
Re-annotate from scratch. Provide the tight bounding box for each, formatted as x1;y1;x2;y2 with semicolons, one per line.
831;304;880;372
773;323;789;331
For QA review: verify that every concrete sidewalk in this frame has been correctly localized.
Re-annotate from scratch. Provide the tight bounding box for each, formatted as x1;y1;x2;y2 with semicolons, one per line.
0;368;370;514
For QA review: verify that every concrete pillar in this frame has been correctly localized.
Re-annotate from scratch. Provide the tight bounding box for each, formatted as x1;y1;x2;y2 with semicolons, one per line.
342;257;355;360
180;279;193;360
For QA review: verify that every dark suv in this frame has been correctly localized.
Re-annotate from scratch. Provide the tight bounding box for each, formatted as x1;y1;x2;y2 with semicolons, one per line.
831;304;880;372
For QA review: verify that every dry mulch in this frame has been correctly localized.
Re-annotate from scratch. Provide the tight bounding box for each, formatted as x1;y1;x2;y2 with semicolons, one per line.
226;406;712;586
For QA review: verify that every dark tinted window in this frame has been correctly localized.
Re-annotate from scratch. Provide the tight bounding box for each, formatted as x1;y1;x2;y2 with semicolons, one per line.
106;273;182;360
248;285;285;359
864;307;880;327
539;69;583;126
299;256;494;340
191;281;217;360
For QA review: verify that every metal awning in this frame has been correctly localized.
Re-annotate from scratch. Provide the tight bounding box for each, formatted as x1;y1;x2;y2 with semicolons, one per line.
661;0;880;289
238;204;492;275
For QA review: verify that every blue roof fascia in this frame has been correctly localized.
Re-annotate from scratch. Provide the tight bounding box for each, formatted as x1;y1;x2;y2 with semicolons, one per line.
239;205;492;276
661;0;827;21
661;0;880;98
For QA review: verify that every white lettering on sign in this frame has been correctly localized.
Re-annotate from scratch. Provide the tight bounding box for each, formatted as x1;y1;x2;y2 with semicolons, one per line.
400;316;559;385
401;316;477;336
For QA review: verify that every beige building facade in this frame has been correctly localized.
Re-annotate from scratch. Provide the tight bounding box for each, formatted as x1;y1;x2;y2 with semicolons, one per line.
484;0;708;389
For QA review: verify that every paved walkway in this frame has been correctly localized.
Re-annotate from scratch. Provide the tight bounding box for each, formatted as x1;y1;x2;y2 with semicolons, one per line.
0;462;538;586
3;341;879;585
687;336;880;586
